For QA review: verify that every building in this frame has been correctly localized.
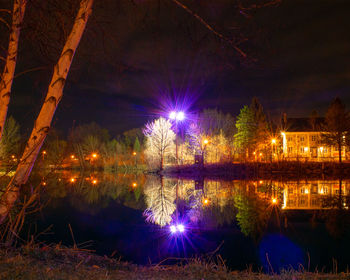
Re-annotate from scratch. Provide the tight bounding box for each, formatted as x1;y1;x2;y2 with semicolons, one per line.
280;117;348;161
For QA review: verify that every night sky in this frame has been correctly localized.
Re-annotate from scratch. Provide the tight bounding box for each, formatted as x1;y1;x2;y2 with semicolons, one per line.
2;0;350;136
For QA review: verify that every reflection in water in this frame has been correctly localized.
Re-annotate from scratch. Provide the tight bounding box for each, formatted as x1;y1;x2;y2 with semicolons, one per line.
26;172;350;271
143;176;176;227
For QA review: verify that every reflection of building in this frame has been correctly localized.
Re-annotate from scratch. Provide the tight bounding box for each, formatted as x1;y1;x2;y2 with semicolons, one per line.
280;181;350;210
281;118;347;161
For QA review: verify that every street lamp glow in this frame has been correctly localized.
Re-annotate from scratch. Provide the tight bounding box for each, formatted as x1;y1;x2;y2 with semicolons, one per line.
177;224;185;232
169;111;185;121
170;225;177;233
203;139;209;145
271;138;276;144
169;111;177;120
92;153;98;158
272;198;277;204
177;111;185;121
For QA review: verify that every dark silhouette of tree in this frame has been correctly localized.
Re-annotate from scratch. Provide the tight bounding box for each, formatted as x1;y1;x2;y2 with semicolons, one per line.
321;98;350;163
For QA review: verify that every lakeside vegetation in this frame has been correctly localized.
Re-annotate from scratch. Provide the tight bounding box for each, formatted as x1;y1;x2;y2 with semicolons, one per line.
1;245;349;280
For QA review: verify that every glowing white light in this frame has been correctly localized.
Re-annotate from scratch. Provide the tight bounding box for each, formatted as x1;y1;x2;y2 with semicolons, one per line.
177;224;185;232
169;111;176;120
177;111;185;121
170;225;177;233
304;147;309;152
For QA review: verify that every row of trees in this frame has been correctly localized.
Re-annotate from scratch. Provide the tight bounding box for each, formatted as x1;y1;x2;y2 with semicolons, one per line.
143;97;350;169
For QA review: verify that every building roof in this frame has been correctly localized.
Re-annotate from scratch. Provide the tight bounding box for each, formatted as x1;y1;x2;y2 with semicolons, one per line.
283;117;325;132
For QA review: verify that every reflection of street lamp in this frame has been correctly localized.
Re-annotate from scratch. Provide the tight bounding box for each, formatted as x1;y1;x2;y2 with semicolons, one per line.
169;111;185;165
272;197;277;204
132;151;137;167
42;150;47;160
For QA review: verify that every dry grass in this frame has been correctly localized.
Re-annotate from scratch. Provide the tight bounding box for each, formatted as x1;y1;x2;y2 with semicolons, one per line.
0;245;349;280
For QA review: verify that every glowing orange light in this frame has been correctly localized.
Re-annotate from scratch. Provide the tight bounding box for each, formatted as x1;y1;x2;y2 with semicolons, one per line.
132;182;137;187
92;179;98;185
70;155;75;159
11;155;15;159
42;182;46;186
203;139;209;145
132;152;137;156
272;198;277;204
253;152;256;155
42;150;47;155
271;138;276;144
259;180;263;184
259;153;262;156
92;153;97;158
70;178;76;183
203;198;209;205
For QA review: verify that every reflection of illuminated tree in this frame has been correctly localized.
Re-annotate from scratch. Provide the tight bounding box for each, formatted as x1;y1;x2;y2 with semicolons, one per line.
143;176;176;227
234;190;270;240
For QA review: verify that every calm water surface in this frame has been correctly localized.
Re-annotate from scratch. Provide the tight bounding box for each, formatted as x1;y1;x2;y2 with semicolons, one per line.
28;171;350;272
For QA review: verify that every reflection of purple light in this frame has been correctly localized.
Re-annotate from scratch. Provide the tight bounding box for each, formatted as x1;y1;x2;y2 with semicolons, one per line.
170;224;185;234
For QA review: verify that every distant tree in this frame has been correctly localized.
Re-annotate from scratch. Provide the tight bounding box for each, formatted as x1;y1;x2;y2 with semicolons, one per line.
133;137;141;153
143;117;175;170
234;105;255;158
0;116;20;160
198;108;235;137
250;97;269;148
321;98;350;163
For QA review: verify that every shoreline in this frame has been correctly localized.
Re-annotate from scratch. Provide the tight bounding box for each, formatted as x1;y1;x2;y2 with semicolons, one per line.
161;161;350;181
1;246;349;279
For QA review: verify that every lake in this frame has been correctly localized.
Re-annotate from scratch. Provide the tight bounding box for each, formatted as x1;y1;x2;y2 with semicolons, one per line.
25;171;350;272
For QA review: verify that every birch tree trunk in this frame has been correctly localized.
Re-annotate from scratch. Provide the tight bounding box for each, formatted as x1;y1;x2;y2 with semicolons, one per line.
0;0;27;140
0;0;94;222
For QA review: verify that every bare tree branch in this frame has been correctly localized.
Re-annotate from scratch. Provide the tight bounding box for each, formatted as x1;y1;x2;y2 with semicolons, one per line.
170;0;247;58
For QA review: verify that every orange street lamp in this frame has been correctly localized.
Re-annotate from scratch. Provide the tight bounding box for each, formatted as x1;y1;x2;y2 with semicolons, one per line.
92;179;98;185
92;153;98;158
70;178;76;183
203;198;209;205
272;198;277;204
271;138;276;144
132;151;137;156
132;182;137;188
203;139;209;145
70;155;75;159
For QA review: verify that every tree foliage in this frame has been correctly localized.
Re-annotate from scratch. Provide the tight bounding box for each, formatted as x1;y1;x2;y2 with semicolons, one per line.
321;97;350;163
143;117;175;170
0;116;20;160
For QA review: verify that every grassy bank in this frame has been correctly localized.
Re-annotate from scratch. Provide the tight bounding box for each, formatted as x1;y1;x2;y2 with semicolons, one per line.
162;161;350;181
0;246;349;280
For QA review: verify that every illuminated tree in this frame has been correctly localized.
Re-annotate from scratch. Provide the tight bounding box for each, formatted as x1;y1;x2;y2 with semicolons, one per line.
0;0;26;140
143;176;176;227
321;97;350;163
0;0;94;222
234;105;255;158
143;117;175;170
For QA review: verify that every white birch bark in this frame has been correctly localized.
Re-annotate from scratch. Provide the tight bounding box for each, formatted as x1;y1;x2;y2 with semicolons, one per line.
0;0;27;139
0;0;94;222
